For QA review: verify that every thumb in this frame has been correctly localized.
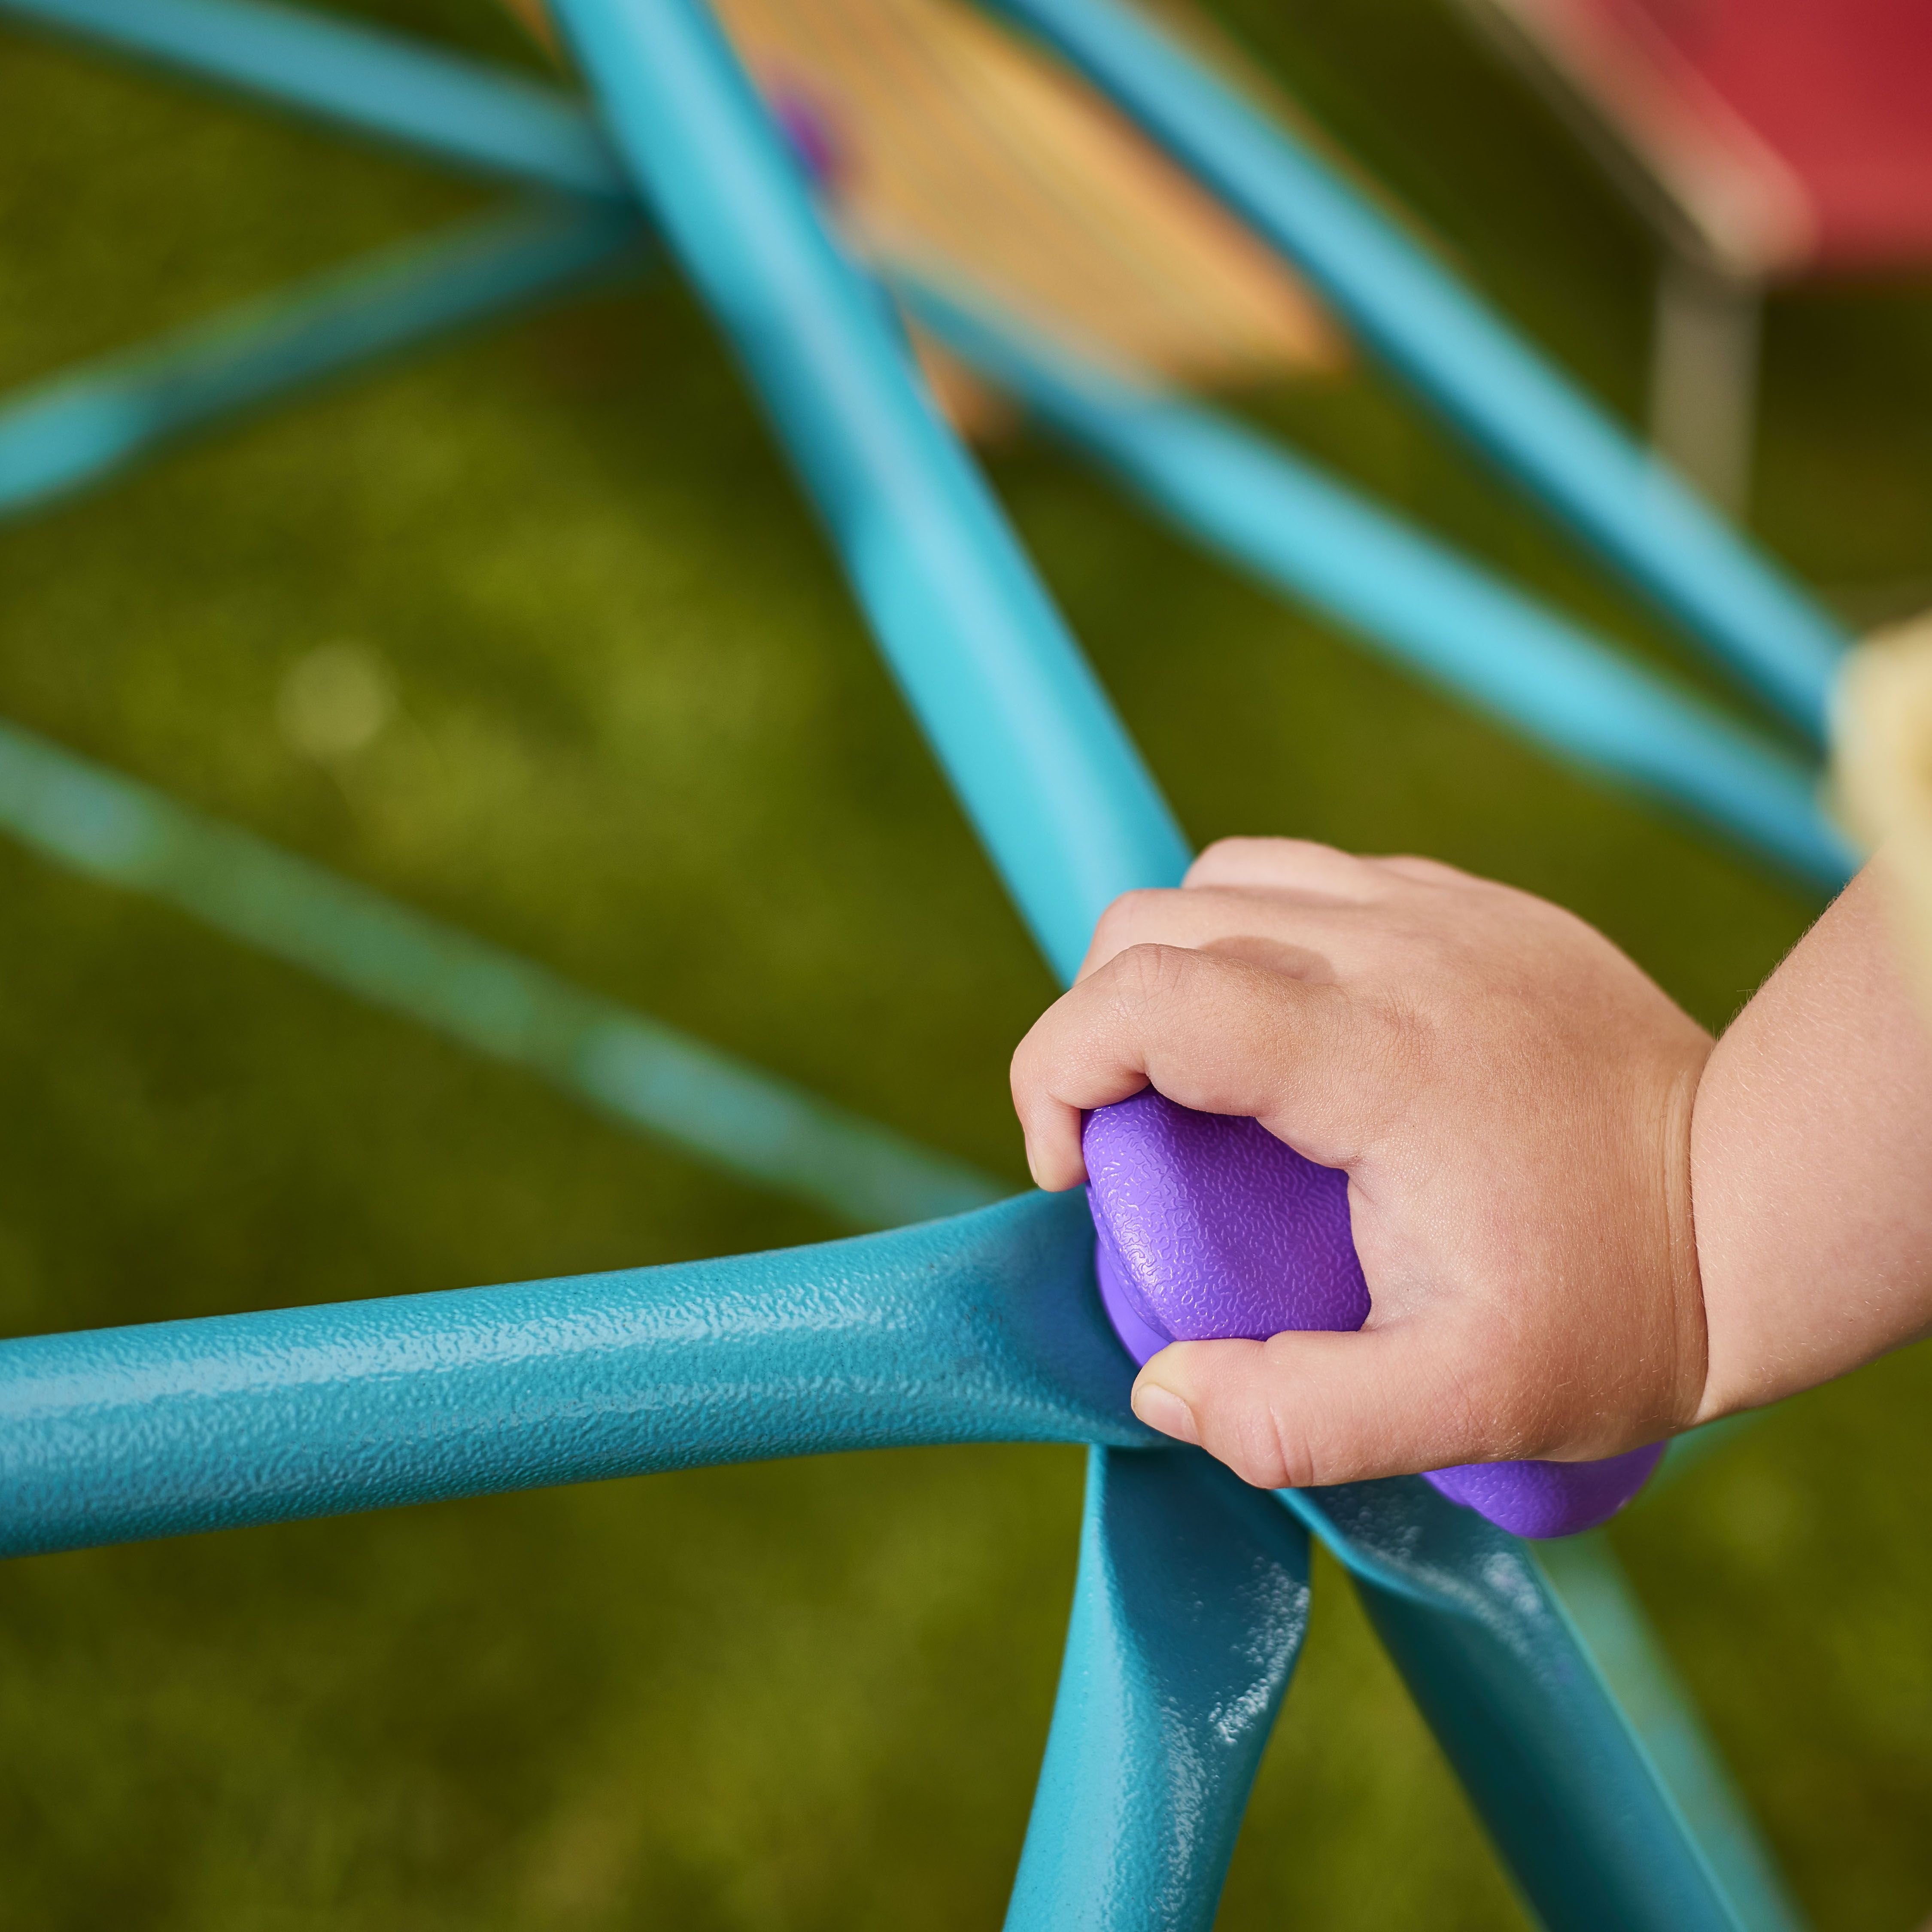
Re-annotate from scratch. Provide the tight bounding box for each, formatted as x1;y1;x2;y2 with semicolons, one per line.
1130;1324;1502;1490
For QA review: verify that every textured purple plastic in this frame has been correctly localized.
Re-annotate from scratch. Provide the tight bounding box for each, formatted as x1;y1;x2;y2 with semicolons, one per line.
1083;1090;1660;1537
1421;1446;1665;1540
1085;1091;1368;1347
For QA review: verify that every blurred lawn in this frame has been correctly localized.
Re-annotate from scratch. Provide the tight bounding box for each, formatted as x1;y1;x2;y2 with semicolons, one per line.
2;0;1931;1926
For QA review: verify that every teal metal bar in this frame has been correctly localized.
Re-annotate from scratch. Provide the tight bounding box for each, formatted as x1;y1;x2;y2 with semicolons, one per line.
0;0;629;200
906;280;1851;891
0;196;645;519
1;4;1787;1919
0;716;1000;1230
975;0;1847;741
1284;1481;1743;1932
1007;1446;1311;1932
1540;1533;1804;1932
547;0;1188;984
546;5;1295;1922
0;1189;1154;1559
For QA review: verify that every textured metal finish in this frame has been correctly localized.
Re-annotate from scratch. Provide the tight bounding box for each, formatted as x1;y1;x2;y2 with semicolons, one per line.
0;1192;1156;1559
1286;1479;1744;1932
977;0;1847;741
905;279;1851;889
1005;1447;1312;1932
1540;1533;1804;1932
0;717;1002;1231
547;0;1189;983
0;197;645;518
0;0;630;200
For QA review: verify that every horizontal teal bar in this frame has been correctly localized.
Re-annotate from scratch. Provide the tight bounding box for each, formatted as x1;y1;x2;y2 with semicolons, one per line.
0;196;646;518
0;1190;1151;1558
0;715;1003;1229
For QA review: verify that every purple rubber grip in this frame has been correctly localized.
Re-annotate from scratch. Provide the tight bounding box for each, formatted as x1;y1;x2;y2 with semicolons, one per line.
1084;1091;1663;1538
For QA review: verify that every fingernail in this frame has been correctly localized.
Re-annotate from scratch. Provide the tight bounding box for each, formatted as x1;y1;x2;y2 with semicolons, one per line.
1131;1379;1200;1445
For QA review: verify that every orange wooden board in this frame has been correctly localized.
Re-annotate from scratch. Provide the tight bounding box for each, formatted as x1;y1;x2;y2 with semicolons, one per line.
502;0;1339;403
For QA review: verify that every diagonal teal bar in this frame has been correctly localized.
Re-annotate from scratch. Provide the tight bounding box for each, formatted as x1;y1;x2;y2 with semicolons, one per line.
0;1190;1156;1560
0;0;629;200
905;279;1851;891
975;0;1847;741
1284;1480;1743;1932
1539;1534;1805;1932
544;2;1303;1915
547;0;1189;983
0;195;645;519
0;716;1001;1230
1005;1446;1312;1932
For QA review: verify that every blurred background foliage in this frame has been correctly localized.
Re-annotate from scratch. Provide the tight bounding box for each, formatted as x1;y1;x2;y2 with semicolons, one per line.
1;0;1929;1926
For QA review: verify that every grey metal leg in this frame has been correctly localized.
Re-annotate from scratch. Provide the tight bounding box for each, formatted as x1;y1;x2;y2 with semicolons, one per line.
1650;255;1763;517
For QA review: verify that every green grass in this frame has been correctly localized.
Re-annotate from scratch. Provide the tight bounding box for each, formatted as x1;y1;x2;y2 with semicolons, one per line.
1;1;1930;1926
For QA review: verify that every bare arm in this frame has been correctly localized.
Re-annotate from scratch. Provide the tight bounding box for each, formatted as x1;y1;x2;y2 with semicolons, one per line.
1694;859;1932;1419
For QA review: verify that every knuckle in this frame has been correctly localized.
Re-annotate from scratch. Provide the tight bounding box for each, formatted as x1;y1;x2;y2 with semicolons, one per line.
1089;889;1171;960
1109;940;1201;1008
1188;835;1260;878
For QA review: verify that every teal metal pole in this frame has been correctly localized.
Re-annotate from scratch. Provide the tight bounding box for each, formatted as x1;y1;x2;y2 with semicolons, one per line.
1006;1447;1312;1932
0;1190;1153;1558
547;6;1297;1924
906;280;1851;891
0;716;999;1230
976;0;1847;741
0;0;629;199
1539;1534;1804;1932
546;0;1189;984
1285;1481;1745;1932
0;197;645;519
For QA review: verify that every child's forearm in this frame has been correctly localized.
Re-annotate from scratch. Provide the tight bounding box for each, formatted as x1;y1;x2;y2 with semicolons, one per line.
1692;858;1932;1419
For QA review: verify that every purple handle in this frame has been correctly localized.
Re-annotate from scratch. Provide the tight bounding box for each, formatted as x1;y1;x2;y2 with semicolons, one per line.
1083;1091;1662;1538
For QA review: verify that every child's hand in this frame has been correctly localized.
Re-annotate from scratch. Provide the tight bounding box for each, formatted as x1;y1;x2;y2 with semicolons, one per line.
1010;838;1714;1488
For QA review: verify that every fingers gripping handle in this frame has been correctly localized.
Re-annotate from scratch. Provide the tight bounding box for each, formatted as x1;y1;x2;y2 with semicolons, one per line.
1083;1092;1662;1538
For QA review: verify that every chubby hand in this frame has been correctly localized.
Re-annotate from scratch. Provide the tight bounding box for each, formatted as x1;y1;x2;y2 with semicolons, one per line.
1009;837;1714;1489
